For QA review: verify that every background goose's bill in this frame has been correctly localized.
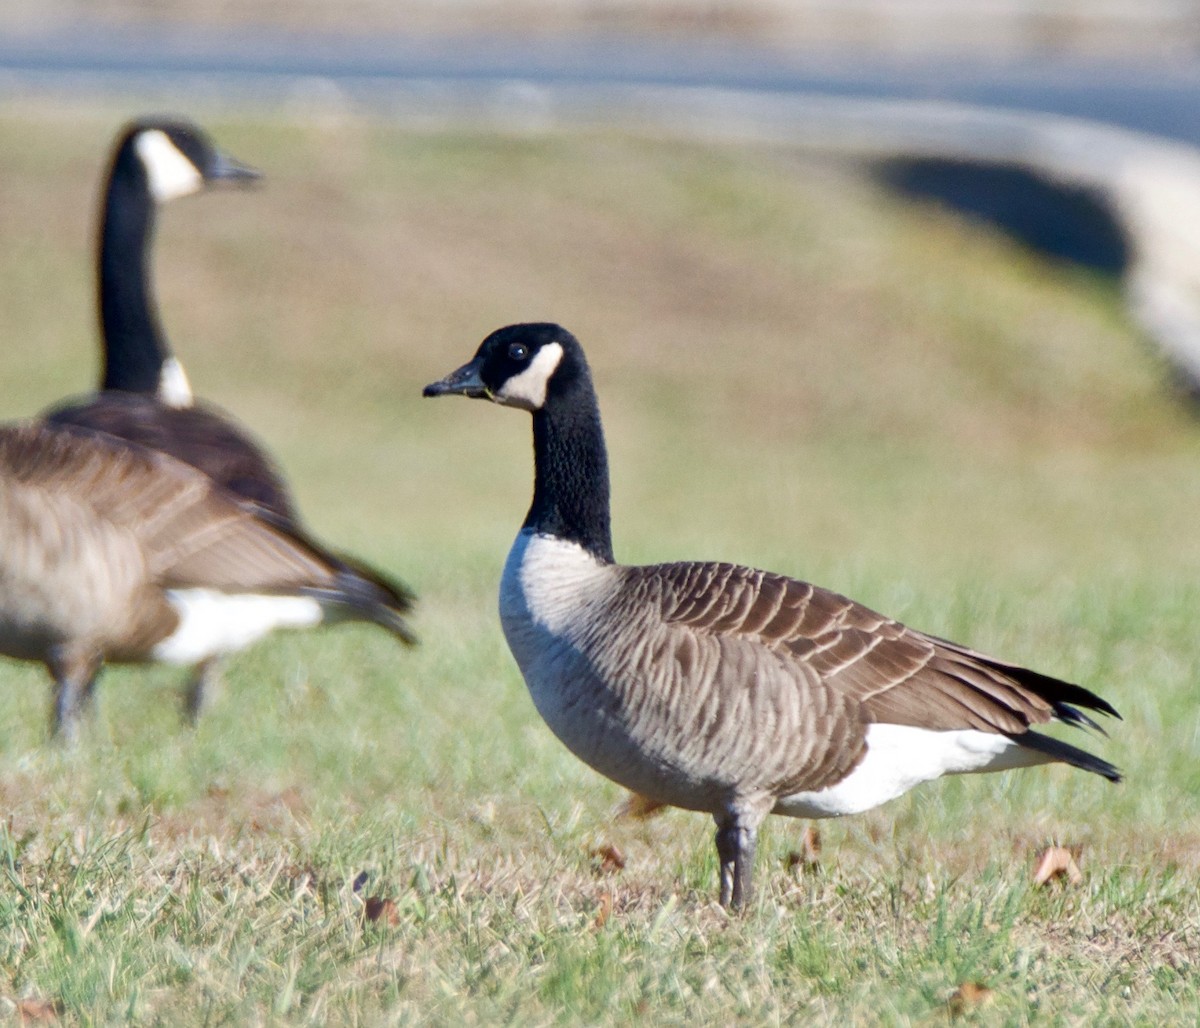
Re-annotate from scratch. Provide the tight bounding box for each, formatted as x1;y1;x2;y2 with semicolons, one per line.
207;150;261;185
423;359;490;400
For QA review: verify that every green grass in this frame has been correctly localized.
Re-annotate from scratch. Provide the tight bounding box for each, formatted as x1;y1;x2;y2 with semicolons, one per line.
0;102;1198;1023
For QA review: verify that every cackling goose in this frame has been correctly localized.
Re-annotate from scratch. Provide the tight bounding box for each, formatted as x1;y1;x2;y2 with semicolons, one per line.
0;421;413;743
424;322;1120;909
39;119;414;721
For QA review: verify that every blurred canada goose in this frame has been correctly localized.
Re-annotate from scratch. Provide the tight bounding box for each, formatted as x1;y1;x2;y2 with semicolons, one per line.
44;117;294;518
424;323;1121;909
0;421;414;743
41;118;414;719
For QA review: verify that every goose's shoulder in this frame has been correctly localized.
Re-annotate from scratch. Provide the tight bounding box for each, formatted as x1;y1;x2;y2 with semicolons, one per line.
44;392;295;521
0;419;187;499
621;560;904;643
0;422;338;593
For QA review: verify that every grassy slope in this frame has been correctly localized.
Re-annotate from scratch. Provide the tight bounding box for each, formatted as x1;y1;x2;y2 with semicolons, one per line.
0;105;1197;1023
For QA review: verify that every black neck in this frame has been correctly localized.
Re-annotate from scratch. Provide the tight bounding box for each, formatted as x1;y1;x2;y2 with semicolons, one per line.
525;378;615;563
97;154;169;394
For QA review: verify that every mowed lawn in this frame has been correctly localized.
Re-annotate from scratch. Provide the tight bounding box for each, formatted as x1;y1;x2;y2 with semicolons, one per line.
0;103;1198;1023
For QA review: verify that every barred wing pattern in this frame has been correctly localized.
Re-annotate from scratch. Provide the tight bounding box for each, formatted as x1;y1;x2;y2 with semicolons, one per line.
601;560;1116;797
0;423;339;595
45;392;296;521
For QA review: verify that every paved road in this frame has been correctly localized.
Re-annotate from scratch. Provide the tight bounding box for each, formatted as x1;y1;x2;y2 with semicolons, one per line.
2;25;1200;143
7;24;1200;386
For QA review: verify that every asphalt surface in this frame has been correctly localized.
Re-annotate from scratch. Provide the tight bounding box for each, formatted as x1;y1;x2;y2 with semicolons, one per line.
2;25;1199;143
7;23;1200;386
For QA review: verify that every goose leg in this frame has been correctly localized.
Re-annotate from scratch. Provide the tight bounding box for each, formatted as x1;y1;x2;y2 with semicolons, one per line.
47;646;103;744
715;802;769;909
183;658;222;724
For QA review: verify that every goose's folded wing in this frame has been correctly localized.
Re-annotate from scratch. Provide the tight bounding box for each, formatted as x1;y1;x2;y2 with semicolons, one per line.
0;422;336;592
44;392;296;521
649;560;1115;736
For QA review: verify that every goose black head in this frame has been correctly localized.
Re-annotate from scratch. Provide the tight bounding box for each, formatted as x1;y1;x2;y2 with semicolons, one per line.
424;323;591;412
114;118;261;204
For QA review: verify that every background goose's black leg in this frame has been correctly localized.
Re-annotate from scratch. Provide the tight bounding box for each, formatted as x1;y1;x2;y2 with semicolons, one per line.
184;658;222;724
48;646;103;744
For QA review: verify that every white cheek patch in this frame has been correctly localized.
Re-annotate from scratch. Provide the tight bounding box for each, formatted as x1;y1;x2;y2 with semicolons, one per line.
495;342;564;410
135;130;204;202
156;356;194;408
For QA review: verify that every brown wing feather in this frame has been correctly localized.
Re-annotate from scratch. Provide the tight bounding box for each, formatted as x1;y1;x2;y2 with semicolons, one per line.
614;563;868;795
44;392;296;521
0;422;338;593
652;560;1111;738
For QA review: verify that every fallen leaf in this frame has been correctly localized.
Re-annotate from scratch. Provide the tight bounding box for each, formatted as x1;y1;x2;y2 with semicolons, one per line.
594;889;613;929
590;843;626;873
15;998;62;1023
947;982;993;1017
363;896;399;926
1032;845;1083;886
786;825;822;872
615;793;669;820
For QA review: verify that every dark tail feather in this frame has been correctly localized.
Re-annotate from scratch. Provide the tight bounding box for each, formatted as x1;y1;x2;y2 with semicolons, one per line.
221;495;417;644
305;556;417;646
1015;729;1122;783
975;659;1122;732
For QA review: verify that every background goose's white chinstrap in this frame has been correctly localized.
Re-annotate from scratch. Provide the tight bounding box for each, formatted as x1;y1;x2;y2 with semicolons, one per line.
424;321;1121;909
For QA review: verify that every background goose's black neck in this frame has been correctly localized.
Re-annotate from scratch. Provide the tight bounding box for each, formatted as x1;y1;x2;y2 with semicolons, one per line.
525;377;614;564
98;156;168;394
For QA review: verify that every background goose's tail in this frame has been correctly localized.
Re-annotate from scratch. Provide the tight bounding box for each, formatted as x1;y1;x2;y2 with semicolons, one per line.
306;554;417;646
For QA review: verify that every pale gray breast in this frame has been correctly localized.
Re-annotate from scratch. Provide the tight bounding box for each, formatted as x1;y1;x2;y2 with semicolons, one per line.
499;536;867;810
500;533;625;764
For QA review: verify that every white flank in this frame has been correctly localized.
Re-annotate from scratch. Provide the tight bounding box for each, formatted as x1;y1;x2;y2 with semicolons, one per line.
776;723;1055;819
135;130;204;202
151;589;323;664
495;342;564;411
156;356;194;408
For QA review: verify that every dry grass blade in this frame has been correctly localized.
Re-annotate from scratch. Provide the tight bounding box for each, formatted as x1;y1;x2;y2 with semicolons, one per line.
594;889;614;930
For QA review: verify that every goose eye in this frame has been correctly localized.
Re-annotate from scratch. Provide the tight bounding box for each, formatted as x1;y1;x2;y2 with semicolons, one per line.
507;343;529;361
